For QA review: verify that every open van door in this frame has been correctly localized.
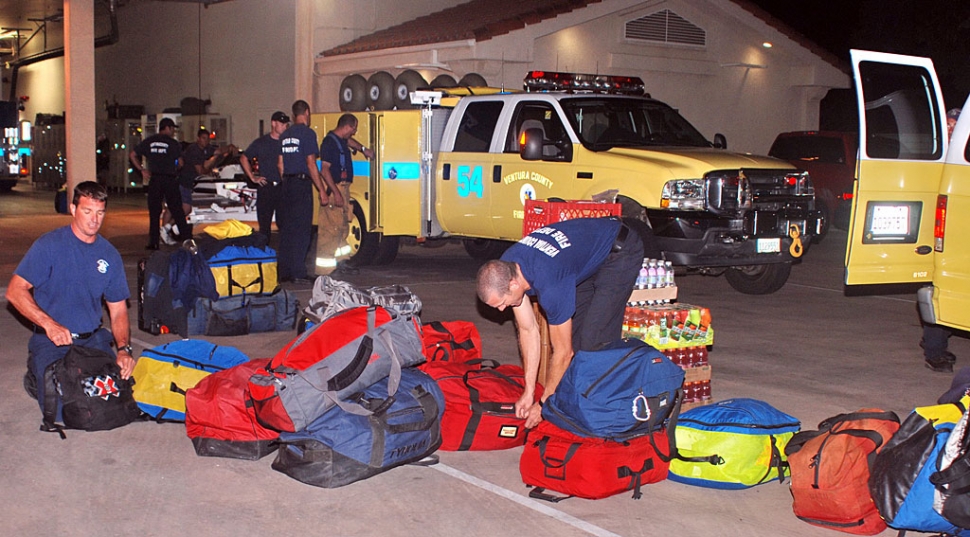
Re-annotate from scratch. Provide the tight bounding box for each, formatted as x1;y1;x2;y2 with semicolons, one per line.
845;50;947;286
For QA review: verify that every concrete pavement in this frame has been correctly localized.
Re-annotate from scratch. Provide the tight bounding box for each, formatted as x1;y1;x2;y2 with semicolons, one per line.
0;185;965;537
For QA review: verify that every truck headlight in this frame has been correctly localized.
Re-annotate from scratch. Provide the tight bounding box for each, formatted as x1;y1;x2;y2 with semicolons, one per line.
661;179;706;210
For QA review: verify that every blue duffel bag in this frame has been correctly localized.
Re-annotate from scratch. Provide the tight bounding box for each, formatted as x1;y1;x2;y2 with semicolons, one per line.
271;367;445;488
543;338;685;442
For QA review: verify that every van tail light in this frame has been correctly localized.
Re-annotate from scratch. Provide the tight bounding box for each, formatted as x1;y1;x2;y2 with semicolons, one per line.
934;195;947;252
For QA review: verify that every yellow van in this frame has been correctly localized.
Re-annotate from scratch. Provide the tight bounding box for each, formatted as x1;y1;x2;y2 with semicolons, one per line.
846;50;970;332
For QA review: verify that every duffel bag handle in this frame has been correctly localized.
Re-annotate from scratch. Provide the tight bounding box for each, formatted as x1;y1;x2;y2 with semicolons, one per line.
528;487;573;503
374;385;441;435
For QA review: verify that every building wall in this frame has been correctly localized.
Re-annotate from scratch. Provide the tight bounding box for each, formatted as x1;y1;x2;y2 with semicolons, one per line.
314;0;850;154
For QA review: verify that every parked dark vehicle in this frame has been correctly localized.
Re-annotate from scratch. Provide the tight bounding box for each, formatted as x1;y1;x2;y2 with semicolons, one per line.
769;131;856;236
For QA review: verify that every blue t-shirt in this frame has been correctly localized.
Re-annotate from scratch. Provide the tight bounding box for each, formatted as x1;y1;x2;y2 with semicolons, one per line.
500;218;620;325
243;134;283;185
134;133;181;175
14;226;130;334
280;123;319;175
320;131;353;184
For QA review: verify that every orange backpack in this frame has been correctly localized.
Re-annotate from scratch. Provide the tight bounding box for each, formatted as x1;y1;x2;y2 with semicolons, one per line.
785;409;900;535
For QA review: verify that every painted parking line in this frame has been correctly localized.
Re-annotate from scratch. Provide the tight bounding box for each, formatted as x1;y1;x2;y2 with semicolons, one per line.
432;463;622;537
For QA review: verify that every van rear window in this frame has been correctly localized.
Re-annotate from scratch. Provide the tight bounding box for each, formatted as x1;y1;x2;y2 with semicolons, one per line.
769;137;845;164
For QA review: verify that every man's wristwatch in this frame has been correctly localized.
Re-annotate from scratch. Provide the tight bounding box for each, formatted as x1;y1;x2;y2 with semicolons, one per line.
119;344;133;355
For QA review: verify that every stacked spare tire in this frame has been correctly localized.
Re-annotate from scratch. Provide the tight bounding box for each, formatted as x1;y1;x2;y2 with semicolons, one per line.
338;70;489;111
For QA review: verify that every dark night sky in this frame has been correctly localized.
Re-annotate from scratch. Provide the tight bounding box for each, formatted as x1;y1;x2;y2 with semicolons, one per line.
749;0;970;108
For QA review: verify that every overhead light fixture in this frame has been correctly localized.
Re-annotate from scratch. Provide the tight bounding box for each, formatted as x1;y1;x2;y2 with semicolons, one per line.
762;42;773;48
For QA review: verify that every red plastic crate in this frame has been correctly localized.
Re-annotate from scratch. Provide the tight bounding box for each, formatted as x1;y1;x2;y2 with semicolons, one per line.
522;199;622;236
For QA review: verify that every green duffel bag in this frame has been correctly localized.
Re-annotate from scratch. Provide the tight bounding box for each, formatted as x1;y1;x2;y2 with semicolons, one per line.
669;398;801;489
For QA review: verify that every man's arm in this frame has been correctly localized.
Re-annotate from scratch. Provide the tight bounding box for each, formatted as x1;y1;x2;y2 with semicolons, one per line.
6;274;73;346
240;155;266;186
348;137;374;160
544;320;575;398
511;294;543;427
106;300;134;379
129;150;150;182
311;155;340;207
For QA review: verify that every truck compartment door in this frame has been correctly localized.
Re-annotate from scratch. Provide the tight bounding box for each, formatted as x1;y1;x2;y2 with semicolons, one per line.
845;50;945;286
374;111;424;236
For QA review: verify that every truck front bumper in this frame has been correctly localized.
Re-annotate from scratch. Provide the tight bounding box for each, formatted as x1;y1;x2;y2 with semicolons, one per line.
917;285;937;324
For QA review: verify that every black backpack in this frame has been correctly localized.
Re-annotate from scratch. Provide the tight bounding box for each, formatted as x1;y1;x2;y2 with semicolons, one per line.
42;345;141;438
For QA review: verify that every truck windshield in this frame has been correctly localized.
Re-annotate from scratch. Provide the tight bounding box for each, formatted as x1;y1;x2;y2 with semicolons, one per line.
559;97;711;149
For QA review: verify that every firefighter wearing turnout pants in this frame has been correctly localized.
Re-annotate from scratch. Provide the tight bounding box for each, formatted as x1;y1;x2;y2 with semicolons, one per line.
476;218;646;429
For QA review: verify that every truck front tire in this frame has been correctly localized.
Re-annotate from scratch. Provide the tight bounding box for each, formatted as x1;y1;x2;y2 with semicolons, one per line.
724;262;792;295
348;200;399;266
462;238;511;261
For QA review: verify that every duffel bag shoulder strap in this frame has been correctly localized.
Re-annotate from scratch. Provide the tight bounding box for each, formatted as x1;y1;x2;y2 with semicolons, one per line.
618;457;655;500
41;361;66;439
363;384;441;467
650;388;722;466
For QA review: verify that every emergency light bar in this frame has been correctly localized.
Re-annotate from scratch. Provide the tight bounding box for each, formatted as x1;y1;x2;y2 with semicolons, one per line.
524;71;646;96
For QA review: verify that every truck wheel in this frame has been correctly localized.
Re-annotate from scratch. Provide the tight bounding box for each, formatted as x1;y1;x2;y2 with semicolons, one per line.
430;74;457;88
463;238;511;261
459;73;488;87
372;236;400;265
394;70;427;109
724;262;792;295
348;200;380;265
339;74;367;111
367;71;395;110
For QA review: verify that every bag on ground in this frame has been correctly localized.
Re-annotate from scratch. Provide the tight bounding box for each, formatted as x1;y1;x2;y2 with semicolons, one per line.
43;345;141;437
132;340;250;421
303;275;422;325
668;398;801;489
185;358;280;460
187;288;299;336
272;367;444;488
420;358;540;451
930;401;970;529
786;409;900;534
520;420;670;501
248;305;425;432
206;244;279;297
420;320;482;363
543;338;684;442
868;396;970;536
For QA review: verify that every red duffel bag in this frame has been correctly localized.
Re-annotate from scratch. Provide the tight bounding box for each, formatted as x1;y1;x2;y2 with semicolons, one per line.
420;358;541;451
421;320;482;363
520;420;670;501
185;358;279;460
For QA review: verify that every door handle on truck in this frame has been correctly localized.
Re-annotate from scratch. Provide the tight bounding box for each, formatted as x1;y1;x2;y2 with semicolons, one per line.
442;163;451;180
493;165;502;183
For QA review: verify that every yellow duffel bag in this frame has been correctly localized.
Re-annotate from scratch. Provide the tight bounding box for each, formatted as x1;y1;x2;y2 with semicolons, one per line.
206;245;279;297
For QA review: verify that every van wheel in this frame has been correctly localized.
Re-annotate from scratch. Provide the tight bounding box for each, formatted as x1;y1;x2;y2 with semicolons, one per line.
394;70;427;109
724;263;791;295
463;238;511;260
339;74;367;111
367;71;395;110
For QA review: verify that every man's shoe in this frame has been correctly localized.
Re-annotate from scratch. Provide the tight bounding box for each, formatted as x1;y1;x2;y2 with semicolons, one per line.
145;243;159;251
334;263;360;275
159;226;177;246
942;351;957;364
925;356;954;373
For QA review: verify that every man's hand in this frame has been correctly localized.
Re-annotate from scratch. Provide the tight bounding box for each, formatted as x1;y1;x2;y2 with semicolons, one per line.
140;169;151;182
330;188;345;207
252;175;267;186
361;147;375;160
318;190;330;206
515;392;544;429
116;350;135;380
44;322;74;347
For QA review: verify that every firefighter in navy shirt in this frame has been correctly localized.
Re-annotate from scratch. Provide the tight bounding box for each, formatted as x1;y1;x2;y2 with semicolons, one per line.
477;218;646;428
129;117;188;250
277;100;336;283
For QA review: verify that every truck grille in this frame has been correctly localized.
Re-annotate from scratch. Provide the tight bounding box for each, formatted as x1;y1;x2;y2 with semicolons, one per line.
706;168;810;215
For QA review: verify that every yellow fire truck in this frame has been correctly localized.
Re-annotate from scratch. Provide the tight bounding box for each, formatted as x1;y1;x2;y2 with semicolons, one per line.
313;71;823;294
846;51;970;332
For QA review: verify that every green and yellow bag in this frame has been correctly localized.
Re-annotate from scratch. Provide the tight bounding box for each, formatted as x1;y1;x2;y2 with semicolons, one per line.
206;245;279;297
669;398;801;489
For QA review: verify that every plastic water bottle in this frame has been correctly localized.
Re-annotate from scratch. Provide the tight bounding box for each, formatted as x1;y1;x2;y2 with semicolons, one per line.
637;259;649;289
656;261;667;287
647;260;658;288
665;261;675;287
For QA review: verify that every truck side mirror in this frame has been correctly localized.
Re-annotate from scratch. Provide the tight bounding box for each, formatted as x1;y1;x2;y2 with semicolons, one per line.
713;133;727;149
520;128;545;161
